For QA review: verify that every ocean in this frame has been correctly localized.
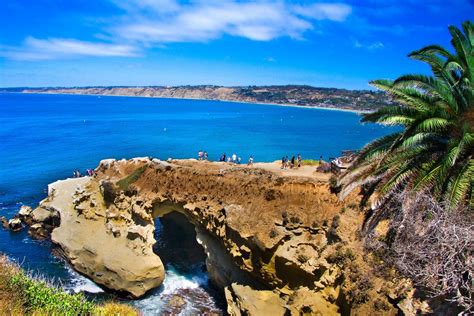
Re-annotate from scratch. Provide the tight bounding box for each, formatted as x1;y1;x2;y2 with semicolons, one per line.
0;93;393;314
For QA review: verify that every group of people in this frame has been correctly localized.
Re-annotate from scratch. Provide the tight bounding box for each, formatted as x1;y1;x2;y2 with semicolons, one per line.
281;154;302;169
219;153;242;164
218;153;241;164
199;151;254;166
197;150;208;161
73;169;95;178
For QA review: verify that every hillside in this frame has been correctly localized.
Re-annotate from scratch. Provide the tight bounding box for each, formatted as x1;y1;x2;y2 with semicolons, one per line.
2;85;393;112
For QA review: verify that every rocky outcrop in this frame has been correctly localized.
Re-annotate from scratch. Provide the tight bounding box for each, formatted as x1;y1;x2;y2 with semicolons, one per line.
8;218;22;232
30;176;164;298
225;283;288;315
24;157;422;313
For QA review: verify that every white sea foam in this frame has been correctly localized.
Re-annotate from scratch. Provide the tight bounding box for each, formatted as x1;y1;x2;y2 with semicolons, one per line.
63;265;103;294
130;265;212;315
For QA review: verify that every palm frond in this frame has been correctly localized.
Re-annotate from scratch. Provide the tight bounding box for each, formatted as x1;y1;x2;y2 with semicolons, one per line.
342;21;474;218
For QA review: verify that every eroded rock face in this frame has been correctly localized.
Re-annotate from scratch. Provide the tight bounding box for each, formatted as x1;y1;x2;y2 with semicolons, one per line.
92;158;402;314
225;283;287;316
27;157;419;313
35;176;164;298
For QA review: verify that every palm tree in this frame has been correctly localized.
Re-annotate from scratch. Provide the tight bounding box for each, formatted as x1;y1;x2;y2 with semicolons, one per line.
340;21;473;215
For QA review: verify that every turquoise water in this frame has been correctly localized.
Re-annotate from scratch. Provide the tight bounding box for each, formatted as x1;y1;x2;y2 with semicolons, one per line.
0;93;393;312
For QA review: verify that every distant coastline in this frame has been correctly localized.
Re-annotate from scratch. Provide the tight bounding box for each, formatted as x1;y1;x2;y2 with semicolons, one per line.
11;91;369;114
0;85;392;113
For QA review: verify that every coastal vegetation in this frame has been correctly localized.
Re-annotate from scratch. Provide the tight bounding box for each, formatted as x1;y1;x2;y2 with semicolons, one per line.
116;165;148;191
341;21;473;311
341;20;473;210
0;255;138;315
300;159;321;166
2;84;393;112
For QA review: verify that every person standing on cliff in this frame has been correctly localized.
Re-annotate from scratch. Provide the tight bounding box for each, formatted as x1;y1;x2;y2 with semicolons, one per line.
204;151;208;160
248;156;254;166
291;155;295;169
198;150;203;161
297;154;302;168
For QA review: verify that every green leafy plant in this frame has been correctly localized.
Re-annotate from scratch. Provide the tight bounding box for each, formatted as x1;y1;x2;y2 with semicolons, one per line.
301;159;320;166
9;272;95;315
340;21;474;212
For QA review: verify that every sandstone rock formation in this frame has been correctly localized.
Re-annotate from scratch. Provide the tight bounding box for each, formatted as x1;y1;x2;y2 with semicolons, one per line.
30;176;164;297
24;157;425;313
8;218;22;232
225;283;287;316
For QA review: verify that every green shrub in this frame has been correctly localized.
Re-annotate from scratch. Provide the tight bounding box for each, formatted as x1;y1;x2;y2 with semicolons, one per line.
301;159;320;166
329;176;341;194
327;247;356;265
289;215;301;224
9;272;95;315
116;165;147;191
269;228;278;238
346;275;373;306
0;255;139;315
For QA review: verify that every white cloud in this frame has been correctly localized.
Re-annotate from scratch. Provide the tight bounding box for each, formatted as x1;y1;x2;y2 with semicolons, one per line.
293;3;352;22
367;41;384;50
112;0;180;14
113;1;351;44
353;39;384;50
0;37;139;61
2;1;353;61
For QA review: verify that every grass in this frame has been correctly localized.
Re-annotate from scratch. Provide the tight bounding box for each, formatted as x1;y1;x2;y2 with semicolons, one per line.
0;255;139;315
116;165;148;191
301;159;321;166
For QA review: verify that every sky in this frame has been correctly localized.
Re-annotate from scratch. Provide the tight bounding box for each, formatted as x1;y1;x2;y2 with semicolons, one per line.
0;0;472;89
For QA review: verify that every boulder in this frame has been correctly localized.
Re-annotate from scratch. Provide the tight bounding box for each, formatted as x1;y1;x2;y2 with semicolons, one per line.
288;287;340;315
225;283;288;316
18;205;34;225
0;217;8;229
8;218;23;232
28;223;49;240
168;294;186;311
18;205;33;218
31;207;59;225
43;177;164;298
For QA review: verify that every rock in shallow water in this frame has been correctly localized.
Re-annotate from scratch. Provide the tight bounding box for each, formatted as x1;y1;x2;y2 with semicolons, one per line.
28;223;49;240
1;216;9;229
18;205;33;218
8;218;23;232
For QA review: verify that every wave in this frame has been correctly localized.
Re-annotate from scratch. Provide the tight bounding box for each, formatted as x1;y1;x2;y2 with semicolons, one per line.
130;264;222;315
63;265;104;294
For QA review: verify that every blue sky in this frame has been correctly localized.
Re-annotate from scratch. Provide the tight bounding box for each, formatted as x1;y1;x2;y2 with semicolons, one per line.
0;0;472;89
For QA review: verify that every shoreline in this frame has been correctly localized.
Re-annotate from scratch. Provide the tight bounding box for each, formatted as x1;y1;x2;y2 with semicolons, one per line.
5;91;370;114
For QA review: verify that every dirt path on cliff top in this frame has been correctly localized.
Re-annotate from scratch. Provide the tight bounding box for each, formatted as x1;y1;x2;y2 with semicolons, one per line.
254;161;330;181
174;159;331;182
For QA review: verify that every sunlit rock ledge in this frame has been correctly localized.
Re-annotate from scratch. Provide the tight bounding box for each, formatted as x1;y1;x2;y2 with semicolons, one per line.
20;157;426;315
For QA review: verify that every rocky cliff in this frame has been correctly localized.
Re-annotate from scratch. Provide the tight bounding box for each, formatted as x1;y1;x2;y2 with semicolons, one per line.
20;158;425;315
14;85;393;111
